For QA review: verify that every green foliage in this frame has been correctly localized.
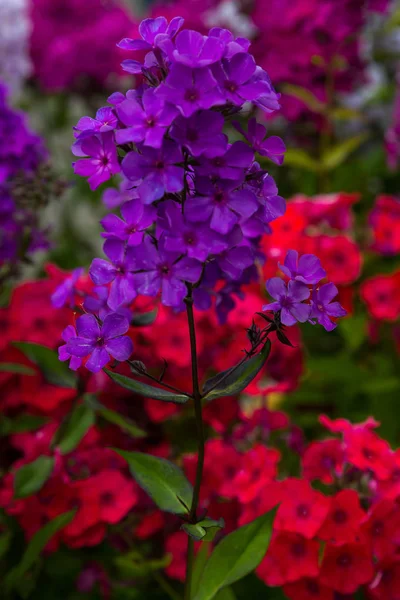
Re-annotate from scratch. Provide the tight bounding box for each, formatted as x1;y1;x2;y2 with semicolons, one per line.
193;510;276;600
14;456;55;499
115;450;193;515
13;342;77;388
203;340;271;401
54;403;95;454
105;370;190;404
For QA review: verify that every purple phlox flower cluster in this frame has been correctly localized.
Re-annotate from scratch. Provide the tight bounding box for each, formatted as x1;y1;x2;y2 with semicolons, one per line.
69;15;287;340
0;82;50;269
263;250;347;331
61;313;133;373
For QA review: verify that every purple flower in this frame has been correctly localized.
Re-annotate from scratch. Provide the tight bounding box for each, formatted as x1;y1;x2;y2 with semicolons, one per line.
233;118;286;165
74;107;118;136
169;110;227;158
216;245;254;280
58;325;82;371
89;239;137;311
157;200;227;261
72;132;120;191
209;28;251;59
186;179;258;235
160;29;225;68
102;177;138;210
157;64;223;118
133;236;202;307
116;88;177;148
51;267;84;308
309;283;347;331
122;140;184;204
83;286;132;322
65;313;133;373
118;17;183;53
279;250;326;285
195;141;254;181
213;56;280;109
101;199;155;246
263;278;311;326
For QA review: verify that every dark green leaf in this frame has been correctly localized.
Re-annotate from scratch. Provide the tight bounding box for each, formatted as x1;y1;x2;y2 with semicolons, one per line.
105;370;190;404
0;414;48;437
14;456;55;499
131;309;158;327
55;403;95;454
215;589;236;600
0;532;11;559
115;450;193;515
192;543;211;597
203;340;271;401
84;393;146;438
5;511;75;591
193;510;276;600
0;362;35;375
13;342;77;388
181;523;207;541
183;518;224;542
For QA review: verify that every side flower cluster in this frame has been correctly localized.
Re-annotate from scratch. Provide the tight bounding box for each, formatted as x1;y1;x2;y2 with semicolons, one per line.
263;250;346;331
70;16;286;328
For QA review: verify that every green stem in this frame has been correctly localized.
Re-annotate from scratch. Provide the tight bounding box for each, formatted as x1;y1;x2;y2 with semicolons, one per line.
184;285;205;600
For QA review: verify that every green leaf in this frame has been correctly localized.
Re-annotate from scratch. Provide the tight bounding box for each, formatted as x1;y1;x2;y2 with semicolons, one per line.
13;342;77;388
0;414;48;437
55;403;95;454
14;456;55;499
84;394;146;438
321;134;368;171
0;531;11;559
131;309;158;327
282;84;326;113
192;543;211;597
182;518;224;542
281;149;320;172
0;362;35;375
203;340;271;402
105;370;190;404
193;510;276;600
215;588;236;600
5;511;75;591
115;450;193;515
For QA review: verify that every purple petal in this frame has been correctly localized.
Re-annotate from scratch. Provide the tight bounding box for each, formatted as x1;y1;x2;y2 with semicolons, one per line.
85;347;110;373
89;258;117;285
290;302;311;323
105;337;134;362
325;302;347;318
66;337;96;358
288;280;311;302
280;308;297;326
76;314;101;340
266;277;286;300
318;282;339;305
103;239;126;265
101;313;130;340
161;278;186;306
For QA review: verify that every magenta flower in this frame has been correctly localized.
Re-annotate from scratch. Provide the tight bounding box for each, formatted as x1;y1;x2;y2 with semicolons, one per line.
83;286;131;322
133;236;202;307
116;88;177;148
65;313;133;373
100;199;155;246
263;278;311;326
122;139;184;204
89;239;137;311
279;250;326;285
233;118;286;165
58;325;82;371
118;17;184;53
72;132;120;190
310;283;347;331
157;64;223;117
74;107;118;136
169;110;227;157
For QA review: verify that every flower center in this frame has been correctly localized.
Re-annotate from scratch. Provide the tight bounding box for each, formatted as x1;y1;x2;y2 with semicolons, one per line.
155;160;164;170
224;80;237;93
337;553;352;568
333;509;347;524
185;88;199;102
291;541;306;557
317;302;324;311
101;155;109;166
187;128;199;142
296;503;310;519
372;520;384;536
100;491;114;506
160;264;170;276
280;297;293;309
146;116;156;127
306;581;320;596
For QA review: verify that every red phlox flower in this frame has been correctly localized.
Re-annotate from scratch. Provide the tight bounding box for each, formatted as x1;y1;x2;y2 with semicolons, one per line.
238;480;283;526
320;542;374;594
165;531;200;581
256;532;319;586
292;192;359;231
89;469;138;525
319;414;380;434
312;234;362;285
234;407;289;443
369;195;400;256
225;444;281;503
361;272;400;321
369;560;400;600
203;396;240;434
284;577;334;600
135;510;165;539
318;489;365;544
302;438;345;484
275;478;330;539
377;449;400;500
344;428;392;480
362;499;400;561
145;398;180;423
